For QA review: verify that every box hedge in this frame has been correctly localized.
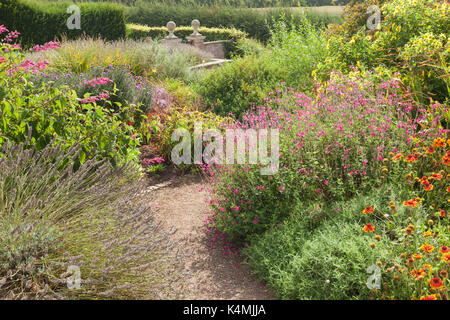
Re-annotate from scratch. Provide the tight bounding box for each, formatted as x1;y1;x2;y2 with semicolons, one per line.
0;0;126;47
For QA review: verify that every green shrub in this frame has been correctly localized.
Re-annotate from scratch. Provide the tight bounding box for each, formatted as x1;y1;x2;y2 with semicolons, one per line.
1;42;140;167
0;0;126;48
322;0;450;104
232;37;266;57
150;106;233;163
268;16;327;92
194;53;285;118
0;140;178;299
205;72;441;243
245;217;387;299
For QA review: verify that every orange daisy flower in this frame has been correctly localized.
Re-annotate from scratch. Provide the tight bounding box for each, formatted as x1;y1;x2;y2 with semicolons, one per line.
420;295;437;300
405;154;417;162
447;186;450;193
429;173;443;180
426;147;435;154
363;206;374;214
411;269;426;278
438;209;446;217
430;277;443;289
362;223;375;232
424;231;432;237
421;244;435;253
443;155;450;166
443;254;450;262
420;176;429;185
392;153;403;161
439;246;450;254
432;138;446;148
412;253;422;260
424;184;434;191
403;197;422;208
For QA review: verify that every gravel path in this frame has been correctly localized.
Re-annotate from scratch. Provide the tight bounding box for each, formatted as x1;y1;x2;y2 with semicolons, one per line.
147;172;274;300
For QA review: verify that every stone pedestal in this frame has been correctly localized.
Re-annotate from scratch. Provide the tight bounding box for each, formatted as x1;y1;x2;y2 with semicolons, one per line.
162;21;182;45
186;19;206;50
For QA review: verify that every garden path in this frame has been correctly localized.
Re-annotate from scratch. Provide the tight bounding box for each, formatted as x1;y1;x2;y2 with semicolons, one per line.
147;171;274;300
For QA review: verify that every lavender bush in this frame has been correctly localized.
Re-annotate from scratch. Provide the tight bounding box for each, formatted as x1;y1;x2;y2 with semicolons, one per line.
0;136;180;299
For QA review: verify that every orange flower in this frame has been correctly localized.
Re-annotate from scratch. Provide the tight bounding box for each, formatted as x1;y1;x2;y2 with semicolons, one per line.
432;138;446;148
392;153;403;161
412;253;422;260
411;268;426;278
430;277;443;289
429;173;443;180
404;154;417;162
438;209;446;217
362;223;375;232
420;176;429;185
420;294;437;300
443;254;450;262
421;244;435;253
439;246;450;254
424;231;432;237
426;147;435;154
443;154;450;166
447;186;450;193
363;206;374;214
403;197;422;208
424;184;434;191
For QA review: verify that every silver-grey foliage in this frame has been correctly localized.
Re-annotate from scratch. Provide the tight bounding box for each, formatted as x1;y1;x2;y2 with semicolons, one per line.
0;136;181;299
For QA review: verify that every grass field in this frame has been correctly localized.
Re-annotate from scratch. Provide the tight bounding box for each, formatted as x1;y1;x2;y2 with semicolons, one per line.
254;5;344;15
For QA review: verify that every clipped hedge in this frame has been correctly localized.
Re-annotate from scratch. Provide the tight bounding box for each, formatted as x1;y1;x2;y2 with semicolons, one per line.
126;23;247;42
125;5;343;42
0;0;126;47
126;23;247;57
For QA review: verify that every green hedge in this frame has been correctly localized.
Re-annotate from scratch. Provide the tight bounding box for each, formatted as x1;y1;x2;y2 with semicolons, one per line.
0;0;126;47
125;5;343;42
126;23;247;57
126;23;247;42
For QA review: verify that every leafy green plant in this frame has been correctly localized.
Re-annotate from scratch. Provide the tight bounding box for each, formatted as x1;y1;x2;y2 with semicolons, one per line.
0;39;140;166
194;53;284;119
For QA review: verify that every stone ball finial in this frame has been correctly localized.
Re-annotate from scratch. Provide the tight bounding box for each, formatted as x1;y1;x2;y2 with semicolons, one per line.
167;21;176;32
191;19;201;36
166;21;178;39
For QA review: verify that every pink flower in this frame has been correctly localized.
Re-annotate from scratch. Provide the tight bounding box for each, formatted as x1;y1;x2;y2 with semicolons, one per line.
0;25;9;34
